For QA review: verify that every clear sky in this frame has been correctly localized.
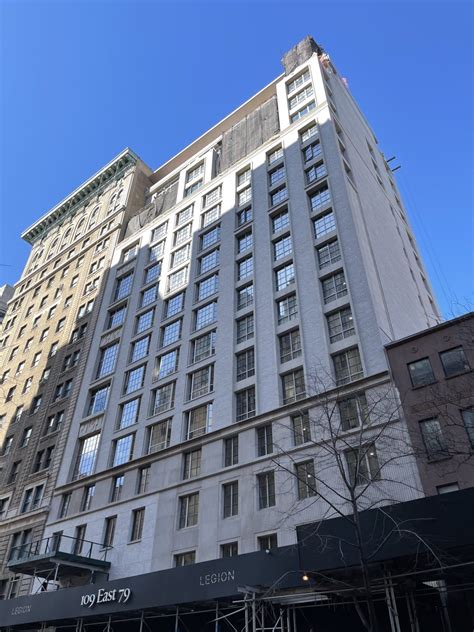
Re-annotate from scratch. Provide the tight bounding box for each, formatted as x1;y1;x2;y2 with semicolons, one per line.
0;0;472;318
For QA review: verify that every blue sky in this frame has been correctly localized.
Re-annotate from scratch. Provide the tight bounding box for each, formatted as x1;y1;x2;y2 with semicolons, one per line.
0;0;472;317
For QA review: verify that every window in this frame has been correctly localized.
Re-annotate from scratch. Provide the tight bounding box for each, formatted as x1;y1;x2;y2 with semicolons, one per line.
73;433;100;479
183;449;201;479
407;358;435;387
270;185;288;206
204;186;221;207
130;336;150;363
258;533;277;551
24;338;33;352
111;475;124;502
419;418;449;460
306;161;327;184
199;249;219;274
70;274;79;288
303;140;322;162
135;309;154;335
146;419;171;453
149;241;165;262
317;239;342;269
176;205;194;226
53;380;72;401
346;444;380;486
314;211;336;238
282;368;305;404
237;168;251;187
23;376;33;394
1;436;13;456
287;69;310;94
130;508;145;541
151;222;168;242
186;403;212;439
292;413;311;445
272;210;289;235
31;395;43;414
197;274;219;301
237;314;254;343
47;305;57;320
151;382;175;414
81;485;95;512
201;225;220;250
114;273;133;301
237;283;254;310
327;307;355;343
87;385;110;416
165;293;184;319
137;466;150;494
238;256;253;280
103;516;117;548
289;85;314;110
144;262;161;284
161;319;182;346
124;365;146;394
192;330;216;363
44;411;64;435
140;284;158;308
174;223;192;246
112;434;134;466
174;551;195;566
236;348;255;381
269;165;285;186
237;206;252;227
20;427;32;448
224;436;239;467
179;493;199;528
257;472;275;509
188;365;214;399
236;387;256;421
187;162;204;182
71;323;87;343
339;393;368;431
237;187;252;206
9;529;32;562
295;461;317;499
462;409;474;448
279;329;301;363
333;348;363;385
171;245;190;270
275;263;295;291
290;100;315;122
268;147;283;165
202;204;220;227
59;493;71;518
440;347;470;377
301;123;318;142
8;461;21;483
194;302;217;330
6;386;16;402
156;349;179;380
310;186;331;213
277;294;298;324
118;398;140;429
274;235;292;260
223;481;238;518
237;231;253;253
221;542;238;558
96;343;119;378
122;243;139;263
78;300;94;318
322;271;347;304
437;483;460;494
107;304;127;329
13;406;24;424
257;424;273;456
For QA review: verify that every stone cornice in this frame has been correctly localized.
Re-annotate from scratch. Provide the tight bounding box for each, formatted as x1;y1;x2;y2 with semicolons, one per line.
21;148;141;245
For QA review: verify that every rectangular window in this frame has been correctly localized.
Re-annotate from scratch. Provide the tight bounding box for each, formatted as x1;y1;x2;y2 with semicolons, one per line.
144;262;161;284
306;161;327;184
282;368;305;404
73;433;100;479
338;393;368;431
236;314;254;343
333;347;363;385
179;493;199;528
310;185;331;212
185;180;203;197
440;347;470;377
192;331;216;363
199;249;219;274
130;336;150;363
272;209;289;233
88;386;109;416
146;419;171;453
238;256;253;280
149;240;165;262
269;165;286;187
327;307;355;343
292;413;311;445
296;461;317;499
112;434;134;466
122;244;139;263
275;263;295;291
176;205;194;226
124;365;146;394
81;485;95;512
161;320;182;346
236;348;255;381
287;69;310;94
59;493;71;518
96;343;119;378
290;100;316;122
322;271;347;304
257;424;273;456
156;349;179;379
140;284;158;308
108;304;127;329
137;466;150;494
300;123;318;142
236;387;256;421
186;403;212;439
304;140;322;162
223;482;238;518
201;225;220;250
174;551;196;566
174;224;192;246
201;204;221;227
221;542;238;558
151;222;168;242
203;186;221;207
187;162;204;183
270;186;288;206
130;508;145;541
268;147;283;165
151;382;175;414
345;444;380;486
237;230;253;253
419;418;448;460
279;329;302;363
237;206;252;227
170;245;190;269
407;358;435;387
136;308;154;334
118;398;140;429
114;273;133;301
274;235;292;260
314;211;336;238
111;475;124;502
257;472;275;509
277;294;298;324
224;436;239;467
183;449;201;479
103;516;116;548
237;187;252;206
194;302;217;330
237;283;254;310
317;239;341;269
197;274;219;301
188;365;214;399
462;409;474;448
258;533;277;551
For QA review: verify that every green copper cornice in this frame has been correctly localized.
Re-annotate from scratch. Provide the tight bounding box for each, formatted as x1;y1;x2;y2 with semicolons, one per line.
21;148;140;245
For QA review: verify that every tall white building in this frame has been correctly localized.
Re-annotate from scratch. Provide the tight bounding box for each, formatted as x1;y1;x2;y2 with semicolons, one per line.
0;36;443;630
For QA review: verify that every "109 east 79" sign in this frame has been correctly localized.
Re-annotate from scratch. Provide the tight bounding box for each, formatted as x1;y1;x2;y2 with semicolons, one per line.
80;587;131;608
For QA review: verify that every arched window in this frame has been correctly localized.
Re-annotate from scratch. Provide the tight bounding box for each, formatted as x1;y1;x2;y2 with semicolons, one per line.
89;206;100;228
75;217;86;237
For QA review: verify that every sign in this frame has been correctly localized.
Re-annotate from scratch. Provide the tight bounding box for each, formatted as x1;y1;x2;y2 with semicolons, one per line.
80;587;131;608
